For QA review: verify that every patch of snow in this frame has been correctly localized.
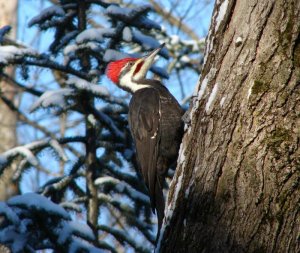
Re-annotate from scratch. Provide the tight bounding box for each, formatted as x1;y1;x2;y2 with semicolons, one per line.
181;55;191;63
64;42;99;55
220;96;226;107
58;221;71;244
182;39;203;52
132;30;159;49
76;28;115;43
30;88;73;112
105;5;131;17
235;36;243;46
58;221;95;244
95;176;117;186
215;0;229;31
248;83;253;99
0;202;20;224
95;176;149;204
198;75;209;100
67;77;109;97
137;16;161;30
103;49;129;62
0;46;35;64
203;29;213;65
122;27;132;42
28;6;65;27
151;65;169;79
69;221;95;240
87;114;97;127
105;5;160;30
177;143;186;166
0;146;39;167
170;35;180;45
132;30;169;58
8;193;70;220
205;83;219;112
0;140;47;168
60;202;82;212
197;68;217;100
64;44;78;55
49;139;68;162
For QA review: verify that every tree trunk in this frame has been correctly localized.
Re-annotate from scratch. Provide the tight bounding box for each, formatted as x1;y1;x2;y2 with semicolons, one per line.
0;0;19;201
160;0;300;252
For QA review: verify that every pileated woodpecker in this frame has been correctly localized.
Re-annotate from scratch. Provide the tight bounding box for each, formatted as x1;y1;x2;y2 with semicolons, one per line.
106;44;184;234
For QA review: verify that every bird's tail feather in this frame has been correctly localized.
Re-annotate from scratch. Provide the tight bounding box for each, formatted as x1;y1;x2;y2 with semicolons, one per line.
155;176;165;244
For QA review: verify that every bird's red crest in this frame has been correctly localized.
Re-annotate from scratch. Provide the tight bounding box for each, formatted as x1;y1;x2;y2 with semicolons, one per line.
106;58;138;83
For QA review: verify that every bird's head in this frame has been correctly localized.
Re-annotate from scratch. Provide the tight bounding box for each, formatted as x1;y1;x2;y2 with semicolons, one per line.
106;43;165;93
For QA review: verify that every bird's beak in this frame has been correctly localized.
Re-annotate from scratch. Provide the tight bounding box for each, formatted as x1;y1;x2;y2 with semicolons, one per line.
133;43;165;80
142;43;165;67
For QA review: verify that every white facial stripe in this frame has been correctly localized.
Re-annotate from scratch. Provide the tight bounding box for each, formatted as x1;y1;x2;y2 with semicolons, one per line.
119;60;151;92
120;71;150;92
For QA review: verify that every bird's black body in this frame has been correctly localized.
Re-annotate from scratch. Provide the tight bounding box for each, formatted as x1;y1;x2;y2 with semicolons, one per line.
106;44;184;238
128;79;184;231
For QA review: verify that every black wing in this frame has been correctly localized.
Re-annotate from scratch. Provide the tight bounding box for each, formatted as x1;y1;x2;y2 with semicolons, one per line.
128;88;161;213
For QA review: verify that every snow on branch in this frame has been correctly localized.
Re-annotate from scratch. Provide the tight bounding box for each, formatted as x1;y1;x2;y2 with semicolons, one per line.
0;146;39;169
28;6;65;27
49;139;68;162
106;4;160;30
0;137;85;177
0;45;37;64
0;193;104;252
76;28;116;43
29;88;74;112
66;77;109;97
39;175;75;197
52;30;79;53
58;220;95;244
95;176;149;205
151;65;169;79
64;41;101;57
103;165;146;193
0;202;20;225
132;30;169;59
103;49;132;62
3;51;90;79
8;193;70;219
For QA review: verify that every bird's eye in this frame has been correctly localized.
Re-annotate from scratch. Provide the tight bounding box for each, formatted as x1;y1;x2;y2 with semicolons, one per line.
127;62;134;67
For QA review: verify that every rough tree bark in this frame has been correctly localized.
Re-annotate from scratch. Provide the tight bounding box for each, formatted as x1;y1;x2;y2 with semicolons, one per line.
160;0;300;252
0;0;19;201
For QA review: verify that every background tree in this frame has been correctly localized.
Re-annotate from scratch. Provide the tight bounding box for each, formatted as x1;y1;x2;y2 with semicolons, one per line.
0;0;19;201
159;0;300;252
0;0;211;252
0;1;19;252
